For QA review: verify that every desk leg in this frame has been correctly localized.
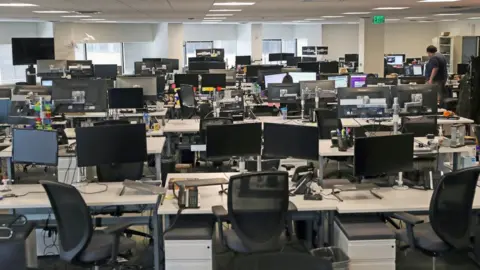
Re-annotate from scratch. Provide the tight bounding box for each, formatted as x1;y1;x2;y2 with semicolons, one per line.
327;210;334;246
166;134;172;157
7;157;12;181
318;155;324;185
317;212;324;247
153;201;164;270
453;152;459;171
155;153;162;182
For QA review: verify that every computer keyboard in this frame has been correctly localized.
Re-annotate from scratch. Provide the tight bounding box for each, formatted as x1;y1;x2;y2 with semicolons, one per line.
173;178;229;187
122;180;166;195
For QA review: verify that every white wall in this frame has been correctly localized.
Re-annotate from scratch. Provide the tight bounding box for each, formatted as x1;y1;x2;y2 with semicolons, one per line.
438;21;479;36
295;24;322;45
263;24;295;40
384;23;438;58
183;24;238;41
322;24;359;61
0;22;40;44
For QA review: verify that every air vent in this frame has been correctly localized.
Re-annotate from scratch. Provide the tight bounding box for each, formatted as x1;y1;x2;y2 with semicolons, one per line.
75;11;102;15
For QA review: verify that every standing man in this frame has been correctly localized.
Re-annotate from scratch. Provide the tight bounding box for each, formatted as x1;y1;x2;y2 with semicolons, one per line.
425;45;449;106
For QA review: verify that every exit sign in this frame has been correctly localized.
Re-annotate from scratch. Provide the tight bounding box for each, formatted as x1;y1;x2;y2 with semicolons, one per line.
373;16;385;24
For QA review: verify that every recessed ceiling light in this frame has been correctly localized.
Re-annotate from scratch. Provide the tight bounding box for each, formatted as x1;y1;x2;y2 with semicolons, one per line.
292;20;308;23
62;15;91;18
33;10;71;13
205;14;233;16
0;3;37;7
373;7;410;10
418;20;434;22
98;21;117;23
202;20;222;23
81;18;105;21
347;22;359;24
440;19;458;21
204;17;227;20
386;18;401;21
434;13;462;16
404;16;427;19
213;2;255;6
418;0;460;2
322;15;344;18
468;17;480;20
304;18;324;21
342;12;371;15
209;9;242;12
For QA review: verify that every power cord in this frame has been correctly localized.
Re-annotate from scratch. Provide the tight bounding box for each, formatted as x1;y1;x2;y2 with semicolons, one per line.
77;182;109;194
14;191;45;197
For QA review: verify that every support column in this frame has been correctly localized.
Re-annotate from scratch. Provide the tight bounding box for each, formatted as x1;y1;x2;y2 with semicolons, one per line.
53;23;76;60
358;19;385;76
152;23;169;58
236;24;252;56
251;24;263;64
167;23;184;68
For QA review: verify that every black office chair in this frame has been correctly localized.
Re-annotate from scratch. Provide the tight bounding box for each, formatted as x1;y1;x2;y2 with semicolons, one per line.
197;117;234;171
40;181;135;269
233;253;333;270
212;171;293;253
178;85;197;119
392;167;480;269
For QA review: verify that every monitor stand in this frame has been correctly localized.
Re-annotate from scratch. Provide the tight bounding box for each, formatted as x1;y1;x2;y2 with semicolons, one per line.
392;172;409;190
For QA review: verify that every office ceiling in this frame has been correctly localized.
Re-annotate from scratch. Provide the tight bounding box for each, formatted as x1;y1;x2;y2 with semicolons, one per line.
0;0;479;23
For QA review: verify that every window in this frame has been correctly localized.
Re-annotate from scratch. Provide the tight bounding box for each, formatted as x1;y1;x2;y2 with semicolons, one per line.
74;43;123;71
123;42;155;75
213;40;236;68
75;44;86;60
0;44;30;84
262;39;297;64
184;41;213;66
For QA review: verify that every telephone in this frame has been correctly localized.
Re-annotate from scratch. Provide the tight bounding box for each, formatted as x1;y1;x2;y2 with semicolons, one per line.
177;185;199;209
292;163;314;183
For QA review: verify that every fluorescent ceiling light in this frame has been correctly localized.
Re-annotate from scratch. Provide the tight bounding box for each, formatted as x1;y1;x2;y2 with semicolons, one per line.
434;13;462;16
418;0;460;2
418;20;434;22
373;7;409;10
81;18;105;21
33;10;71;13
322;15;344;18
0;3;37;7
62;15;91;18
468;17;480;20
205;14;233;16
202;20;221;22
213;2;255;6
305;18;324;21
404;16;426;19
209;9;241;12
204;17;227;19
386;18;401;21
440;19;458;21
342;12;371;15
98;21;117;23
292;20;307;23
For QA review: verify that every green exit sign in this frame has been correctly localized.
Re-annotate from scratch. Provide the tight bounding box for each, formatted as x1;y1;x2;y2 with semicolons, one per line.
373;16;385;24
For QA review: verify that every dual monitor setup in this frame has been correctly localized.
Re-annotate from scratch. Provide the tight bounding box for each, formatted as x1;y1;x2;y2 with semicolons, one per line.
12;124;147;170
337;84;438;118
174;73;227;90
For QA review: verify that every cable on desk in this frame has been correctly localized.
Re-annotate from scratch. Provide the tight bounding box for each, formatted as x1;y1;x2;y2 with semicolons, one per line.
163;208;184;235
15;191;46;197
77;182;109;194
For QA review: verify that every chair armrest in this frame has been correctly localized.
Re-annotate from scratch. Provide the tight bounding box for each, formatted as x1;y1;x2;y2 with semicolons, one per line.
103;222;133;235
391;212;424;225
212;205;227;218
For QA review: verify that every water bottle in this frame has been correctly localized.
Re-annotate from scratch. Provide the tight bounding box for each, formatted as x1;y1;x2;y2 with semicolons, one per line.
143;112;151;131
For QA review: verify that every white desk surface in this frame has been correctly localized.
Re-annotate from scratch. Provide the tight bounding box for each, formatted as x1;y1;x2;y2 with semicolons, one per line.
341;116;474;128
64;128;163;139
63;110;167;119
158;173;338;215
0;182;158;209
319;137;473;157
0;137;165;158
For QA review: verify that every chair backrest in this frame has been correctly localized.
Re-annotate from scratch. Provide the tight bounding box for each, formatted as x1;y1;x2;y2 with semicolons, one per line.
315;108;340;139
228;171;289;252
93;120;144;182
429;167;480;249
40;181;93;263
199;117;233;144
401;116;438;137
178;85;196;109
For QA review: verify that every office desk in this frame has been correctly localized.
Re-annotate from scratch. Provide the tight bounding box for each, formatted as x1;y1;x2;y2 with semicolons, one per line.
341;116;474;128
0;182;163;270
64;128;163;139
0;137;166;181
63;110;168;126
318;137;473;180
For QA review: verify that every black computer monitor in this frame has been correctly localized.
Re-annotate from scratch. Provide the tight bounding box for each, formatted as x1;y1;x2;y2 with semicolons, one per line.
161;58;179;71
189;61;226;71
405;58;421;64
267;83;301;103
206;123;262;159
393;84;438;115
11;38;55;65
236;55;251;66
245;65;283;79
458;64;469;75
201;73;226;88
175;74;199;88
337;87;392;118
344;54;359;63
402;116;438;137
297;62;319;73
269;53;282;62
52;79;108;113
108;88;144;109
75;124;147;167
366;77;398;86
319;62;339;74
12;129;58;166
302;57;317;62
94;64;117;79
354;134;414;176
263;123;319;160
399;76;426;85
286;56;302;67
385;55;405;66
